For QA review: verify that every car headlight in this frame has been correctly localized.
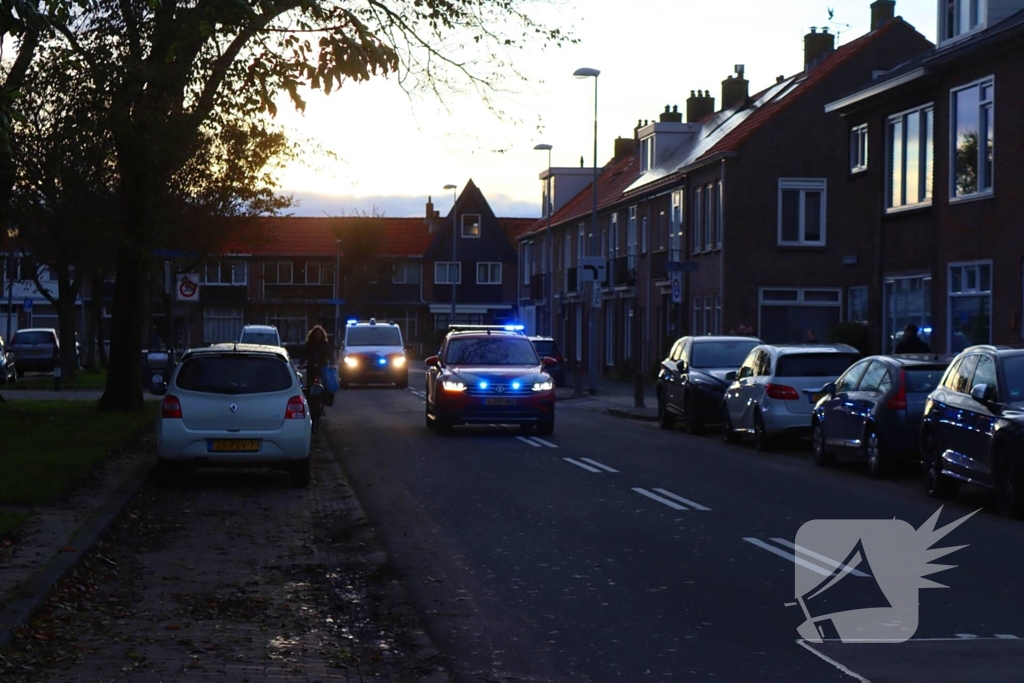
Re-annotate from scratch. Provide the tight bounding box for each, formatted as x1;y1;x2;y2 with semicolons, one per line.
442;380;466;392
532;381;554;392
343;356;359;368
392;356;406;367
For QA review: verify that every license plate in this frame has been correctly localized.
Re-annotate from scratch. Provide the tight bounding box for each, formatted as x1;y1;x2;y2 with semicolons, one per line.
26;349;45;356
484;398;516;406
809;392;824;404
208;439;260;452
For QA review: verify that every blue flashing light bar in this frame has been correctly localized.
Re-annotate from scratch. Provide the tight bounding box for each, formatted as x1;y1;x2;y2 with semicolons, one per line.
504;324;525;332
378;357;387;366
511;381;521;390
479;381;489;390
347;319;358;325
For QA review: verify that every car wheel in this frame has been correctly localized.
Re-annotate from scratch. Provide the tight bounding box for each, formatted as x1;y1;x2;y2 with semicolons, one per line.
811;421;833;466
994;447;1024;519
864;428;884;479
290;458;311;488
683;393;703;435
536;417;555;436
657;390;676;430
922;430;957;499
754;411;772;452
722;405;739;443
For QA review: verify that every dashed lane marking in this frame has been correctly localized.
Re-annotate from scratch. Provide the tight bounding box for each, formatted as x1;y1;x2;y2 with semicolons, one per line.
517;436;542;448
632;487;712;511
743;538;835;578
563;458;603;473
770;538;870;578
531;437;558;448
652;488;711;511
579;458;618;473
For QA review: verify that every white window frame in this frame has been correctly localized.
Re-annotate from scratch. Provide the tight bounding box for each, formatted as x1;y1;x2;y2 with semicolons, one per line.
670;190;683;261
692;187;703;254
476;261;502;285
715;180;723;249
435;261;462;285
948;260;993;349
461;214;481;238
850;123;868;173
887;104;933;210
392;262;418;284
703;183;713;252
640;136;654;172
626;207;637;269
777;178;827;247
577;224;585;259
941;0;985;44
950;77;994;201
609;213;619;259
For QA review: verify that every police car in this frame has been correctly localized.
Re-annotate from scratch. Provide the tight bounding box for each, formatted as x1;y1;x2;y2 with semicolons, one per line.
340;318;407;388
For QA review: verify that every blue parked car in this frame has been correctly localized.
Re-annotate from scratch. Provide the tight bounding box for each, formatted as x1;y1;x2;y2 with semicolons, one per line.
811;354;951;478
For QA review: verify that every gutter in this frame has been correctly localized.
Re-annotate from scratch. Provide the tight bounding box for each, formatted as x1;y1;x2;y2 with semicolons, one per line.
824;67;928;113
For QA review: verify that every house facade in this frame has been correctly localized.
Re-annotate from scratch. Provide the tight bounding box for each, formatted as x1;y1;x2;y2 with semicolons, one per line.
826;0;1024;353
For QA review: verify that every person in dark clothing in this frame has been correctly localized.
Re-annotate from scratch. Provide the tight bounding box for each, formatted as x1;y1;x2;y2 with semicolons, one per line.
304;325;333;388
895;323;930;354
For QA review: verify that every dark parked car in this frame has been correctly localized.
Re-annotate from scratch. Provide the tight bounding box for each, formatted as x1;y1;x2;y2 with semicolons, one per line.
528;336;566;387
811;354;951;477
920;345;1024;517
0;334;16;383
10;327;60;375
657;335;763;433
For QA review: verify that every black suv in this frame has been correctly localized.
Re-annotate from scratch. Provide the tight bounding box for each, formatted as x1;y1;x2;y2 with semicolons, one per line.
657;335;763;433
920;345;1024;517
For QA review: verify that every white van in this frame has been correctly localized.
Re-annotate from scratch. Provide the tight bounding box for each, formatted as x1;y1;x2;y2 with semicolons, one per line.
239;324;282;347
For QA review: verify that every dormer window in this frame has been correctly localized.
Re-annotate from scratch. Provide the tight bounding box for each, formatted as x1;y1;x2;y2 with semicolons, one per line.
640;136;654;172
461;214;481;238
942;0;985;43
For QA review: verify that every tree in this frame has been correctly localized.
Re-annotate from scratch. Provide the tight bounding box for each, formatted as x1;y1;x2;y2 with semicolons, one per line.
31;0;570;411
334;214;387;320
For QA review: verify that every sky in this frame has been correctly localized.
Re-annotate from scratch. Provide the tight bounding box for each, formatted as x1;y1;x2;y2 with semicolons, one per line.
272;0;938;220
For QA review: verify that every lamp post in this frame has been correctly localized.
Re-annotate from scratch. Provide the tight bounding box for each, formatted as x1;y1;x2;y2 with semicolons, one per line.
574;67;600;395
533;144;554;338
443;184;458;324
5;228;18;342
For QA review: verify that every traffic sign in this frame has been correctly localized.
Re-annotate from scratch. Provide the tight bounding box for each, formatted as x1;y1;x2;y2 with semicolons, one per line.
176;273;200;301
591;281;602;309
23;298;33;312
578;257;607;284
671;272;682;303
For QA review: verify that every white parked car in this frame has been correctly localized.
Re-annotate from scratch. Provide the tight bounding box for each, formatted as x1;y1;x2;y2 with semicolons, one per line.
722;343;860;450
239;324;282;347
153;343;312;487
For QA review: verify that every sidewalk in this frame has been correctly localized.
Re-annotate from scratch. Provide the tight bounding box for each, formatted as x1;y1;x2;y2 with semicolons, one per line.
555;373;659;422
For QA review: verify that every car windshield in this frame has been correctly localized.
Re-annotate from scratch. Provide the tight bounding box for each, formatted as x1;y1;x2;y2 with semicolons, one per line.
904;366;948;393
690;340;760;369
1003;356;1024;404
240;332;279;346
446;337;539;366
775;353;860;378
347;327;402;346
13;331;54;344
175;355;294;394
532;340;559;358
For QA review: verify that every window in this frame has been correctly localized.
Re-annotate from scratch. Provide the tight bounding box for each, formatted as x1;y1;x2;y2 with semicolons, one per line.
670;191;683;260
564;234;571;269
605;303;614;366
942;0;984;42
204;261;247;285
461;214;481;238
951;78;994;199
692;187;703;254
264;261;293;285
778;179;826;246
392;262;420;284
477;262;502;285
575;306;582;362
704;183;713;250
952;355;979;394
949;261;992;351
692;296;701;336
627;207;637;268
609;213;619;258
836;360;869;393
888;105;933;209
435;262;462;285
522;243;532;286
577;224;585;259
266;314;307;343
848;286;868;323
972;355;997;394
884;275;931;353
624;301;633;360
715;180;723;248
858;362;890;393
850;123;868;172
703;295;712;336
759;288;841;344
714;295;722;335
305;262;322;284
641;215;648;255
640;136;654;172
202;306;244;343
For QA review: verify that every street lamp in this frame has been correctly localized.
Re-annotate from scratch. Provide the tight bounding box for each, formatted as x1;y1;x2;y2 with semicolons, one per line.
574;66;600;395
443;184;458;324
533;143;554;338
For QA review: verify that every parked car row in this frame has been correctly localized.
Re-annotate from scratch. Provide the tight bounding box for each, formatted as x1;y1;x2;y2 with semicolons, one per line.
657;336;1024;518
3;327;84;377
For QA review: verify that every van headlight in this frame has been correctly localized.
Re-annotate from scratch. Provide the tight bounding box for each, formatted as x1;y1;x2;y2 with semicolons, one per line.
343;356;359;368
532;381;554;392
392;356;406;367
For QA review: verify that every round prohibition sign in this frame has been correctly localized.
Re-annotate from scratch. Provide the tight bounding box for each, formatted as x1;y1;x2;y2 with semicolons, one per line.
178;276;198;299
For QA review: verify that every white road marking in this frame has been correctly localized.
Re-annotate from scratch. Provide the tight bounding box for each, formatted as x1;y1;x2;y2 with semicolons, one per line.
995;634;1019;639
796;640;871;683
580;458;617;473
632;488;688;511
532;437;558;448
517;436;542;448
771;538;870;578
743;538;832;577
563;458;603;473
652;488;711;511
955;633;978;639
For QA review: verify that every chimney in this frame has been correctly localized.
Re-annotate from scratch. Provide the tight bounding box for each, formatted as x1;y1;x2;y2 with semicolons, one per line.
659;104;683;123
804;27;836;71
721;66;749;110
686;90;715;122
870;0;896;30
615;136;637;159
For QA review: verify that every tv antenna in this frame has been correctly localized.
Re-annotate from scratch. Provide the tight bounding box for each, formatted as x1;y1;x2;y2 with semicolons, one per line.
826;6;852;44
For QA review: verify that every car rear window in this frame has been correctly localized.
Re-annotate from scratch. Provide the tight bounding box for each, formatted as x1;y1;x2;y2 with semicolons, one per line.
775;353;860;378
174;355;294;394
691;340;761;369
346;327;402;346
240;332;279;346
13;331;55;344
904;366;948;393
532;340;560;358
446;337;539;365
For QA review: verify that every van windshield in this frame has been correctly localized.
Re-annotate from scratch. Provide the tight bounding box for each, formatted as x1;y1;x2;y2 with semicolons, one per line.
347;327;402;346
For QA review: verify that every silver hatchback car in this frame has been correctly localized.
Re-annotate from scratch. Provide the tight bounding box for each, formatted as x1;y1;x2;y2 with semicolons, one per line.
154;344;312;487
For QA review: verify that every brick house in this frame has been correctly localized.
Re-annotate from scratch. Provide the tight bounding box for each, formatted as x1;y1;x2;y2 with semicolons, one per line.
826;0;1024;353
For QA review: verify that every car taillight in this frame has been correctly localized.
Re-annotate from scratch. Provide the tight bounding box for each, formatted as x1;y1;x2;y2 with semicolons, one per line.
162;395;183;419
765;383;800;400
888;369;907;410
286;395;306;419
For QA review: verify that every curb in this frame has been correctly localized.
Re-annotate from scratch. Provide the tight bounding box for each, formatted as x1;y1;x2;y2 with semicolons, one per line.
0;459;152;650
605;408;659;423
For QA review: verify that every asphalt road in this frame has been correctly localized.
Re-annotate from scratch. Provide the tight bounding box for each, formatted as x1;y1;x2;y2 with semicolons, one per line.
323;370;1024;683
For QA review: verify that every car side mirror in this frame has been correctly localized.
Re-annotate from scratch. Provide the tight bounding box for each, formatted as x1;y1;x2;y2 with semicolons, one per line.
541;356;558;368
970;383;995;405
823;381;837;396
425;355;440;366
725;370;737;382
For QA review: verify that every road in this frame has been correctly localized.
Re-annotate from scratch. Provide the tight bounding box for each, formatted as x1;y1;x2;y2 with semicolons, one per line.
323;369;1024;683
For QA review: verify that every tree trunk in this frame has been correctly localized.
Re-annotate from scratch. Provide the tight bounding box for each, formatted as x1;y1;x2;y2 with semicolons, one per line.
98;245;145;411
57;271;80;381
